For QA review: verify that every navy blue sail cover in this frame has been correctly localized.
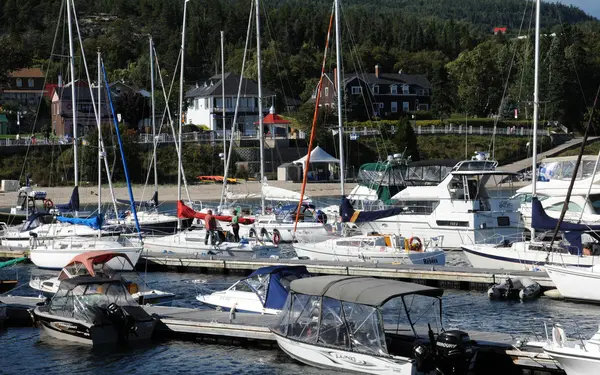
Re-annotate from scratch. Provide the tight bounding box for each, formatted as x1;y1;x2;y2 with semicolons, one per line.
250;266;310;310
55;186;80;212
531;197;600;231
339;196;404;223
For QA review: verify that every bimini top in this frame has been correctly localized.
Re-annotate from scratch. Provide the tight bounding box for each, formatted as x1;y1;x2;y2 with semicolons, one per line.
64;251;134;273
58;276;122;290
290;276;443;307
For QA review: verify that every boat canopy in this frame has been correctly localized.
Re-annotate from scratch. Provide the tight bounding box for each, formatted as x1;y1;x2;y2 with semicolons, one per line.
58;251;134;281
56;214;103;230
55;186;80;212
339;196;404;223
243;265;310;310
290;275;443;307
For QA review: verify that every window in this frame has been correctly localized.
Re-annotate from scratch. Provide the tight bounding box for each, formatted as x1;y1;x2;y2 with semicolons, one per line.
379;103;384;109
391;102;398;113
402;84;409;94
28;78;34;87
204;98;209;108
16;78;22;87
403;102;410;111
390;85;398;94
194;99;199;110
547;202;582;212
372;85;379;94
351;86;362;94
418;104;429;111
324;87;329;97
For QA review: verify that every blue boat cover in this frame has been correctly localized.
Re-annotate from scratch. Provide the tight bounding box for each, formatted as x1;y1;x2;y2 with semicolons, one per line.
116;190;158;208
56;214;103;230
248;266;310;310
55;186;80;212
340;196;404;223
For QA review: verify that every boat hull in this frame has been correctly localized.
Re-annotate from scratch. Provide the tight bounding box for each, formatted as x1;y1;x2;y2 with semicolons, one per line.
544;346;600;375
29;245;142;270
274;334;417;375
545;265;600;302
196;292;278;315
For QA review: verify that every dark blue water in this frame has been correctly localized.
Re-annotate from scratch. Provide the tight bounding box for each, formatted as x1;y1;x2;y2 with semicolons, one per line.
2;251;600;374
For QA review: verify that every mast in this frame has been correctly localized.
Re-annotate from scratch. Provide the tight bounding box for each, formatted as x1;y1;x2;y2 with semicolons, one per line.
66;0;79;191
255;0;265;215
221;30;227;179
97;49;102;235
177;0;190;230
335;0;345;196
150;36;158;197
531;0;540;240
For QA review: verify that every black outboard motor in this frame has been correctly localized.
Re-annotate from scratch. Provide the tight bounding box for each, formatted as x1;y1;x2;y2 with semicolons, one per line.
435;330;473;375
106;303;134;342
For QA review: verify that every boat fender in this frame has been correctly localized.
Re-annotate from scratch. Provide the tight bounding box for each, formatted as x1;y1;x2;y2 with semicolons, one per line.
409;236;422;251
272;230;281;245
43;199;54;209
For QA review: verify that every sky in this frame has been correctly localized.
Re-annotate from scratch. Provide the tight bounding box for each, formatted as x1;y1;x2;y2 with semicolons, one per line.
556;0;600;19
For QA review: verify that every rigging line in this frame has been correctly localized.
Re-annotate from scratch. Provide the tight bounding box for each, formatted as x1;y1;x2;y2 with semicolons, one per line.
18;0;66;185
489;3;529;160
294;3;335;233
549;83;600;249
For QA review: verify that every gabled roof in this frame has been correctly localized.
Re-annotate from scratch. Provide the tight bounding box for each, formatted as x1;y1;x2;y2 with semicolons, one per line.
10;68;44;78
185;72;273;99
342;72;431;89
54;86;109;101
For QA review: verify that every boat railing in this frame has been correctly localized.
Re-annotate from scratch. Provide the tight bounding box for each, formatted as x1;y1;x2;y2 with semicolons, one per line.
459;231;527;246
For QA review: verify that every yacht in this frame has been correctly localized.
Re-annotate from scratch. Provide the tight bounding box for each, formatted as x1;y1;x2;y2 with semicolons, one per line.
33;276;156;345
355;157;523;249
197;265;310;314
544;323;600;375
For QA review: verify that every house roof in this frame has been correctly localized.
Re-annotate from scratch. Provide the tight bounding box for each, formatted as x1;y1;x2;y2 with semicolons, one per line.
54;86;109;101
342;72;431;89
10;68;44;78
185;72;273;99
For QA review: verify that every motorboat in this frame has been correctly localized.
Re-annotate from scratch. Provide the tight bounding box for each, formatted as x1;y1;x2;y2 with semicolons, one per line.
272;276;474;374
543;323;600;375
33;276;156;345
29;251;175;305
197;265;310;315
352;156;524;250
29;236;142;270
545;264;600;303
0;185;51;225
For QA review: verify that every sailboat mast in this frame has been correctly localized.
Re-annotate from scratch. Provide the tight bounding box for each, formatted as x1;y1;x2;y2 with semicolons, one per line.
335;0;345;196
532;0;540;197
97;49;102;225
177;0;190;230
255;0;265;214
150;36;158;196
66;0;78;189
221;31;227;178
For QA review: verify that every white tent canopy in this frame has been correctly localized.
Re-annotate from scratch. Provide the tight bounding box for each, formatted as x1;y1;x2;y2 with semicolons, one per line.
293;146;340;166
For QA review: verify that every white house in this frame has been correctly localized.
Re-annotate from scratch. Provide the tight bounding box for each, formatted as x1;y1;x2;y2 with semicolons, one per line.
185;72;272;136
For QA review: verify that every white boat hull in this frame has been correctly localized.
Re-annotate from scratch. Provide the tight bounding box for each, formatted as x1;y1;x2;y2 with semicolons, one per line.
544;345;600;375
196;291;278;315
462;243;598;270
274;334;417;374
29;242;142;270
545;265;600;302
234;222;331;243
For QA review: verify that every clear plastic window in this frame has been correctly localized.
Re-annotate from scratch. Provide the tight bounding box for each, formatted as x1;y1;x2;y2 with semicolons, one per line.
318;297;348;348
246;274;270;304
287;293;320;344
342;302;387;356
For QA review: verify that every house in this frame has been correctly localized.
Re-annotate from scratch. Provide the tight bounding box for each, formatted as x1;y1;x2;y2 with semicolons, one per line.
185;72;273;136
0;68;46;111
493;27;508;35
51;85;112;138
314;65;432;119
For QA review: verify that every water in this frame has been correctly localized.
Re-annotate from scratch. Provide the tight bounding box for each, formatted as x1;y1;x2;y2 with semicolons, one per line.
3;249;600;374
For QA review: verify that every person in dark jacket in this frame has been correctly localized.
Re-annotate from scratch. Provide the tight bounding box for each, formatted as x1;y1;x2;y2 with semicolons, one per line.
204;210;218;245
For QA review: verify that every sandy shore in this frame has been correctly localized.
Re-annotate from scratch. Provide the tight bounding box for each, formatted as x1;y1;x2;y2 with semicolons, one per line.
0;181;357;207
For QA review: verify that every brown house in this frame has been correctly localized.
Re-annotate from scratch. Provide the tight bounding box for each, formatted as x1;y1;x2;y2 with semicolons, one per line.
51;85;112;138
0;68;46;110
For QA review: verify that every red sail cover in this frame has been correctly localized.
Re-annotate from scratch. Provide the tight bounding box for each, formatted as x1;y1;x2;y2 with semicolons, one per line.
177;200;254;225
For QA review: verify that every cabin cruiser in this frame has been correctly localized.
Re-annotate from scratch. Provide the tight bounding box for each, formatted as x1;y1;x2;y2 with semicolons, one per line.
351;156;524;250
543;323;600;375
272;276;474;374
33;276;156;345
197;265;310;314
29;251;175;305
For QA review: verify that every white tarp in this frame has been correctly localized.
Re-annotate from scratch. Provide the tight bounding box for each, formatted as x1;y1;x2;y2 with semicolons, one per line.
226;183;310;202
293;146;340;167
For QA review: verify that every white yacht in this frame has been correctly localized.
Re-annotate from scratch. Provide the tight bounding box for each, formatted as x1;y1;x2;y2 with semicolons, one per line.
355;157;523;249
544;323;600;375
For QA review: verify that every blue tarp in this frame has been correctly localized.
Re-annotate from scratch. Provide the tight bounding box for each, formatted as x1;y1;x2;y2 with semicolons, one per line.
340;196;404;223
248;266;310;310
56;214;103;230
55;186;80;212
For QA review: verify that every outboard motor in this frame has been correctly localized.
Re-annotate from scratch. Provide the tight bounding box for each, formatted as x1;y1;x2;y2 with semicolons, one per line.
106;303;134;342
435;330;473;375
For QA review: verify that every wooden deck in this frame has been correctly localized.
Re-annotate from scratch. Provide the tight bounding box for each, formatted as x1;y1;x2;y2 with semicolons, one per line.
140;253;555;290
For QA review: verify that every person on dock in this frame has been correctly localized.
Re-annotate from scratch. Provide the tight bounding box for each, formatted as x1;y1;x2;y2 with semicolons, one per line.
231;209;241;242
205;210;218;245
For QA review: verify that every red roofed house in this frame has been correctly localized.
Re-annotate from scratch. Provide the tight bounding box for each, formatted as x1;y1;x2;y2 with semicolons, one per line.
493;27;507;35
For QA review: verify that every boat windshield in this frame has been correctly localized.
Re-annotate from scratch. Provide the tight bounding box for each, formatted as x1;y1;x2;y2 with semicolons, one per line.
245;273;270;304
274;293;388;356
381;295;442;338
49;282;137;324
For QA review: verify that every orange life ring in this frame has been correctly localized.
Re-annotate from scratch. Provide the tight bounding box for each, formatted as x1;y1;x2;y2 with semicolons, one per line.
409;236;422;251
44;199;54;209
272;231;281;245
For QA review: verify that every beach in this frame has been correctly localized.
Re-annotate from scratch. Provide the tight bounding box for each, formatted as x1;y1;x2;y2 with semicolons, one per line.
0;181;357;207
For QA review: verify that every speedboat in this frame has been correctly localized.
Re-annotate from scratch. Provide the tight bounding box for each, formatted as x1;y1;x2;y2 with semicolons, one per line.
29;251;175;305
293;233;445;265
196;265;310;314
33;276;156;345
272;276;474;374
543;323;600;375
545;264;600;303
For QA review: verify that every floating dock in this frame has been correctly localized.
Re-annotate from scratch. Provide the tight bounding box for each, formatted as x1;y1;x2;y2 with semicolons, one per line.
139;252;555;291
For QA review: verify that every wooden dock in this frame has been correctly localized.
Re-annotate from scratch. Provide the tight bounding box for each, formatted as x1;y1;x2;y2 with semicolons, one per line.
0;248;27;260
140;252;555;290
